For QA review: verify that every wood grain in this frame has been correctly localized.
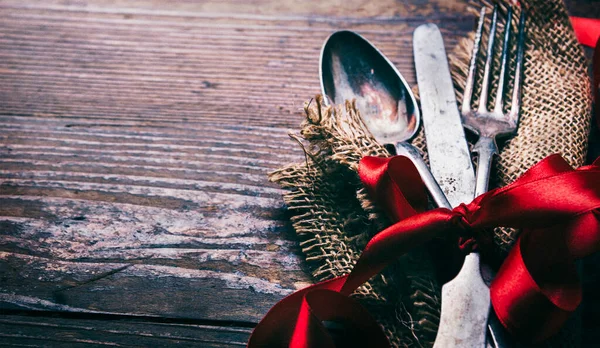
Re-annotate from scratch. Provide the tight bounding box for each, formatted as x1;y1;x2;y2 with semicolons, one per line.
0;312;253;347
3;0;596;346
0;0;475;329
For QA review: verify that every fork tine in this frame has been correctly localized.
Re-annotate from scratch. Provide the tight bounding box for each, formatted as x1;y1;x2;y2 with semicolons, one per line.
509;9;526;124
492;6;513;114
461;7;486;115
477;4;499;113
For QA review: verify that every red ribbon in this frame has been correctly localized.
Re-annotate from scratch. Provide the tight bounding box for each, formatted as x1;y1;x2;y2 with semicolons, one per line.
570;17;600;48
248;154;600;347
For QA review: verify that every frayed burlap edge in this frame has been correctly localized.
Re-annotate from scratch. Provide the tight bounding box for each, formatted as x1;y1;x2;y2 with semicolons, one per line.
270;96;440;347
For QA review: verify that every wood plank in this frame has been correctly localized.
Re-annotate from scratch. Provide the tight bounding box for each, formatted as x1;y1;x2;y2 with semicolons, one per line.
0;253;297;323
0;0;469;18
0;312;252;347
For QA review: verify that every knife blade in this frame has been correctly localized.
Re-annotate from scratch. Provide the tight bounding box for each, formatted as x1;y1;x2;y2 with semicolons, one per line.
413;24;476;208
413;23;490;348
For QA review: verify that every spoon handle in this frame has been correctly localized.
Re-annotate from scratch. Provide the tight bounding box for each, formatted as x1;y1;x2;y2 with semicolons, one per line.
395;142;451;209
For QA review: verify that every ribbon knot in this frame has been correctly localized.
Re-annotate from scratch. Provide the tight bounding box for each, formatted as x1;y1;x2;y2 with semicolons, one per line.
248;154;600;348
449;203;482;253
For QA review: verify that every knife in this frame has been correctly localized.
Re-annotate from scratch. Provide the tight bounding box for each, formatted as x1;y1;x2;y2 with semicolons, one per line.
413;23;489;348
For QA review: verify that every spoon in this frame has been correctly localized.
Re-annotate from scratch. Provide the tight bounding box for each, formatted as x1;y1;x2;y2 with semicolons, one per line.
319;30;450;208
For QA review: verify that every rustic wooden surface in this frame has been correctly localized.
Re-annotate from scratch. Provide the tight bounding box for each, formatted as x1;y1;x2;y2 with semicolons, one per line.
0;0;597;346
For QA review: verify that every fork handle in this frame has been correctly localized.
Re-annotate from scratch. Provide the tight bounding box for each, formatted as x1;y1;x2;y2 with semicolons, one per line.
473;136;499;197
474;135;515;348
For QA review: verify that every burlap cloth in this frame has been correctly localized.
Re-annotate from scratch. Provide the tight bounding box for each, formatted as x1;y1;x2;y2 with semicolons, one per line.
269;0;593;346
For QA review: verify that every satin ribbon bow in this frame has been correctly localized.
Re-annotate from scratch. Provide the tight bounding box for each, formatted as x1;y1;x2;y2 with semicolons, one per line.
248;154;600;347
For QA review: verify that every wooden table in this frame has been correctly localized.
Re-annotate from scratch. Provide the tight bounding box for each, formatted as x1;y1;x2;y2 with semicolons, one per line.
1;0;598;346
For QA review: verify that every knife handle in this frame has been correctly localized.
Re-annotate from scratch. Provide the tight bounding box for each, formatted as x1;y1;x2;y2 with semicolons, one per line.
433;253;490;348
395;142;451;209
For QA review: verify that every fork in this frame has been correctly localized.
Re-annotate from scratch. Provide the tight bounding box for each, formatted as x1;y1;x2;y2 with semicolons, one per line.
462;5;526;200
465;5;526;348
432;5;526;348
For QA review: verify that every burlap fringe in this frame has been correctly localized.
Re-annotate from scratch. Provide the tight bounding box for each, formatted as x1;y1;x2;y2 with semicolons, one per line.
270;97;441;347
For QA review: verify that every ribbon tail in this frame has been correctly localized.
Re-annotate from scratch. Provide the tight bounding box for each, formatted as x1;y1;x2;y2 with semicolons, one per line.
248;276;346;347
491;208;600;342
248;208;456;347
290;290;389;348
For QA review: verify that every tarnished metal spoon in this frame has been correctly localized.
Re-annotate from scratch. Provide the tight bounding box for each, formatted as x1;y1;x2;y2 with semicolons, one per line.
320;30;450;208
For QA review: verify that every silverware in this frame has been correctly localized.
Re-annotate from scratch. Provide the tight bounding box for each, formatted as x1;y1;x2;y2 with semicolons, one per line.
319;30;450;208
461;7;526;347
414;5;526;347
462;6;526;201
413;23;487;348
412;24;476;209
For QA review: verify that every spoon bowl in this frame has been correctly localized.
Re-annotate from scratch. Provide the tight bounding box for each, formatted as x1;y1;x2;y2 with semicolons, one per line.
320;30;419;144
319;30;449;208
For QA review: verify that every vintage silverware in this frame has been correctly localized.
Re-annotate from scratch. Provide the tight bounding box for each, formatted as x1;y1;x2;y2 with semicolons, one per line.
460;7;526;347
414;5;526;347
462;5;525;203
413;23;486;348
320;30;450;208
